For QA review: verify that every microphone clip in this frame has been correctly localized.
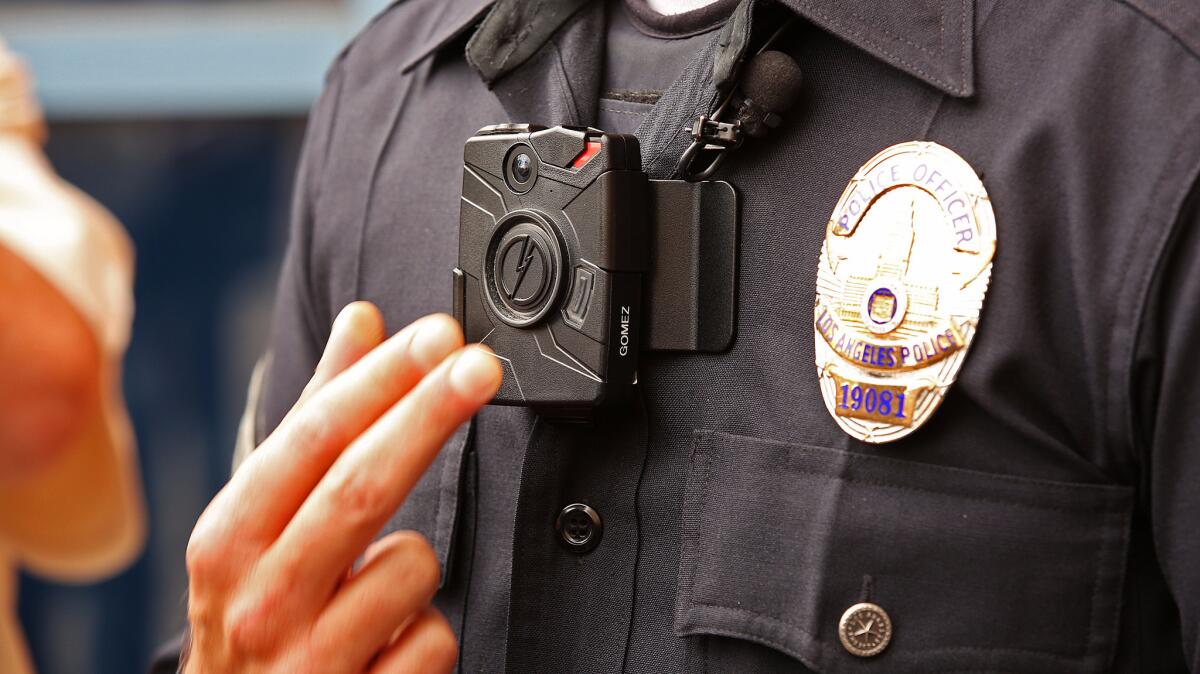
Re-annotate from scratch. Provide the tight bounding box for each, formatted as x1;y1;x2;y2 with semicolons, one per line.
735;97;783;139
676;116;740;182
688;115;744;149
674;15;802;182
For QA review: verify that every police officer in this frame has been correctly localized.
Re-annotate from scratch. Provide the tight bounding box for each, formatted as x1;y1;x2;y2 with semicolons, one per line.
165;0;1200;671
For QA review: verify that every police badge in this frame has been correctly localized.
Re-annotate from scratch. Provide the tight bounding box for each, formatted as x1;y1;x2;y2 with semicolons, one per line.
815;142;996;443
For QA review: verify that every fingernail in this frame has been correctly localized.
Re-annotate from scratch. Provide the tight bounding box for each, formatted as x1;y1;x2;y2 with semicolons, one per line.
330;304;357;337
449;347;501;401
319;305;359;363
409;317;459;370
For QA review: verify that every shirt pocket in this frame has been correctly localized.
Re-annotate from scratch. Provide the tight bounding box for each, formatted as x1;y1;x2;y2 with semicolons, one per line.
675;430;1134;673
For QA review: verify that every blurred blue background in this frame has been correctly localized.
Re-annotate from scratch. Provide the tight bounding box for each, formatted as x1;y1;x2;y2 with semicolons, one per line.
3;1;390;671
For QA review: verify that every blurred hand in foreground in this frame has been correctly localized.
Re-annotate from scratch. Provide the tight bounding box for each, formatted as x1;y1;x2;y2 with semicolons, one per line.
184;303;501;673
0;241;102;480
0;36;143;674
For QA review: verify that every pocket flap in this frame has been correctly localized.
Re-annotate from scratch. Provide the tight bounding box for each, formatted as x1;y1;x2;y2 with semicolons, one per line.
675;430;1134;673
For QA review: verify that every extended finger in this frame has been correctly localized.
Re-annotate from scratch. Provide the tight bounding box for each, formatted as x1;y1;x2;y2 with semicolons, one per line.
204;314;464;546
288;301;385;421
188;303;385;578
309;531;441;672
367;607;458;674
264;345;500;609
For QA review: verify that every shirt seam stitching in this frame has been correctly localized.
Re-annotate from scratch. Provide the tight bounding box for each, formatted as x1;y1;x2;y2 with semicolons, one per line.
1115;0;1200;63
1122;105;1200;457
687;602;1099;661
306;56;347;341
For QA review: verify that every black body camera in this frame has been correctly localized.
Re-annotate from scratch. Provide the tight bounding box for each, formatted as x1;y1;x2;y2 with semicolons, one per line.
454;124;737;418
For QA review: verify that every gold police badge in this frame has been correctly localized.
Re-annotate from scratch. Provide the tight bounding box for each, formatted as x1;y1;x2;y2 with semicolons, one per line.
815;141;996;443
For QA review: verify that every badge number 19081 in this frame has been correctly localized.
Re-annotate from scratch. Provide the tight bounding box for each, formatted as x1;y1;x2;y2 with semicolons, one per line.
814;141;996;443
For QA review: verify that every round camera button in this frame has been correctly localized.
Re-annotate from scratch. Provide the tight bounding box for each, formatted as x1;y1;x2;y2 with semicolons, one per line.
484;212;565;328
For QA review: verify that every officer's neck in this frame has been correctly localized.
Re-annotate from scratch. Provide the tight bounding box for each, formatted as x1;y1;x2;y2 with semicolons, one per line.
643;0;721;16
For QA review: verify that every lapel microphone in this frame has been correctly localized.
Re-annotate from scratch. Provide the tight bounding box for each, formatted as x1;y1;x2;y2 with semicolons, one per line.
734;49;804;139
676;43;804;180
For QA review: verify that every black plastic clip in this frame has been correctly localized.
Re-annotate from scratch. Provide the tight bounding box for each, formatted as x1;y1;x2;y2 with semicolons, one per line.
689;116;743;148
676;112;742;182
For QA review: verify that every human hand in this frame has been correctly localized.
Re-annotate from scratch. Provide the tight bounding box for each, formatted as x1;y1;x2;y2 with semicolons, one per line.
0;241;101;483
184;302;501;673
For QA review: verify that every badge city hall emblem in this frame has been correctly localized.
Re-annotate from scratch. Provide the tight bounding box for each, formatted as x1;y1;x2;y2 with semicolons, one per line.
815;141;996;443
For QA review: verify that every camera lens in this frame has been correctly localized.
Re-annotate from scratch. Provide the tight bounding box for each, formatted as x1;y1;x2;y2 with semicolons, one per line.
512;153;533;183
504;145;538;194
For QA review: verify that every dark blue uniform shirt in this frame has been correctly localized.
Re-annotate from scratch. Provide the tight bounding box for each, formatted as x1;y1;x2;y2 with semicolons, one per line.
238;0;1200;671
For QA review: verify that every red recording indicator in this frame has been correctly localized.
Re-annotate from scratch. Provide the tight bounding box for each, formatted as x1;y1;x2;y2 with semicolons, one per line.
570;140;603;169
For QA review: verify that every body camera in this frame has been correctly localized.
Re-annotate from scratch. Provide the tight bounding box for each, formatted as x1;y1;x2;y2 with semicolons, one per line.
453;124;648;416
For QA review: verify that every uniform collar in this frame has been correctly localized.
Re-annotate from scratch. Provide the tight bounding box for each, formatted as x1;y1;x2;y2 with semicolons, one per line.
403;0;975;99
777;0;975;97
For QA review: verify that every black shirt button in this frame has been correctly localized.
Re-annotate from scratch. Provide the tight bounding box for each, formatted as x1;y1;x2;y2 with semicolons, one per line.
556;503;602;553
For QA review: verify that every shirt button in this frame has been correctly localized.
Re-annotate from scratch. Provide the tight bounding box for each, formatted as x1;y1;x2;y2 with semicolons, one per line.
555;503;602;553
838;602;892;657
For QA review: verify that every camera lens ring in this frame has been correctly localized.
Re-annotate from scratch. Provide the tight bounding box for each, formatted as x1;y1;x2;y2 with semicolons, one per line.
504;144;539;193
